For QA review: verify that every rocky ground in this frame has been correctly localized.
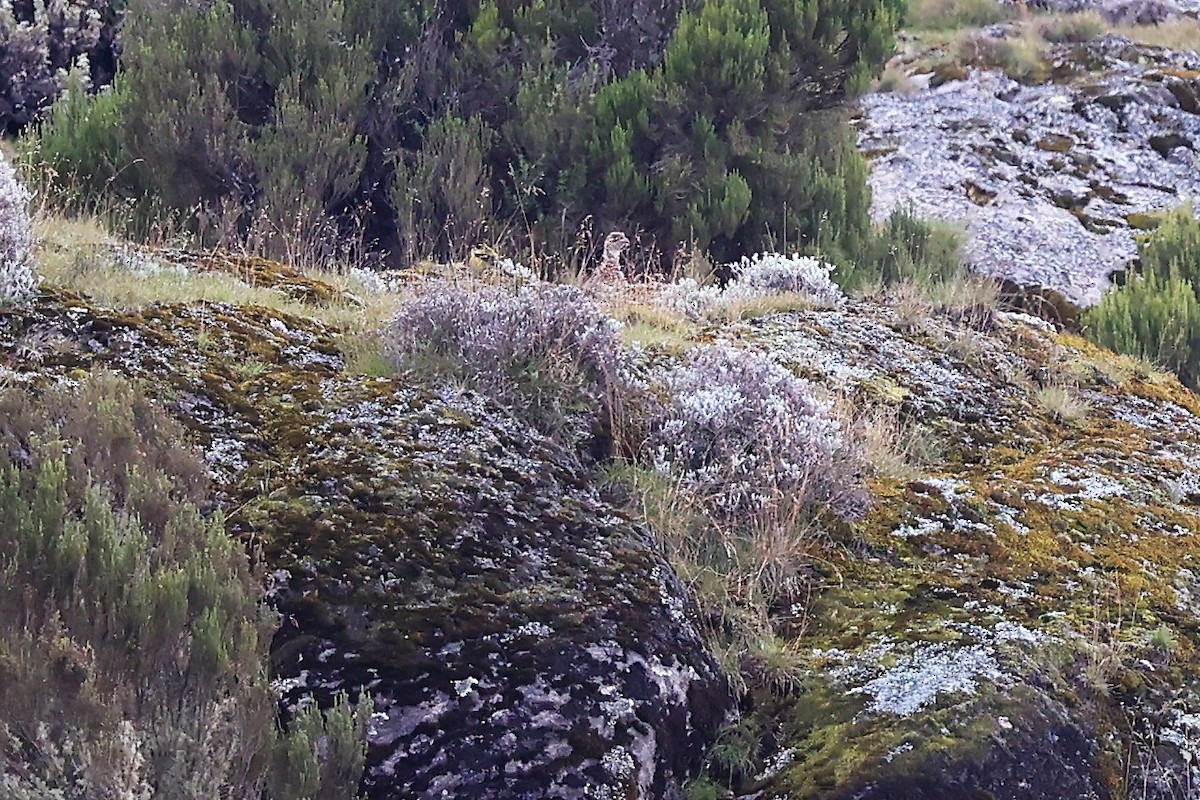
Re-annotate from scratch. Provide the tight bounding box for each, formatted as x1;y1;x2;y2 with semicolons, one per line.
718;299;1200;799
8;243;1200;797
858;6;1200;306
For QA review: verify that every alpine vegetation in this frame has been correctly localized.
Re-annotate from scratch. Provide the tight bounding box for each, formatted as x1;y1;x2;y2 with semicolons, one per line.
643;344;866;521
0;374;370;799
662;252;843;320
1085;208;1200;389
729;253;844;304
388;282;628;454
0;152;36;302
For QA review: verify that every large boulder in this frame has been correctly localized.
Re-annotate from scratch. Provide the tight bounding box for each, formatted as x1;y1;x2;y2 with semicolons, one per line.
0;283;733;798
860;40;1200;306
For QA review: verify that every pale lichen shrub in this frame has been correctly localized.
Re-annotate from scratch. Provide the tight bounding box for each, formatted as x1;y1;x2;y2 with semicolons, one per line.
727;253;843;306
0;151;37;303
661;253;842;320
388;282;628;454
643;345;867;521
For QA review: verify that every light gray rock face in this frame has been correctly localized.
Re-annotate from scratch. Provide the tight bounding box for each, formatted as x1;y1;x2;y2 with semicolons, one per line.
1008;0;1200;22
859;38;1200;306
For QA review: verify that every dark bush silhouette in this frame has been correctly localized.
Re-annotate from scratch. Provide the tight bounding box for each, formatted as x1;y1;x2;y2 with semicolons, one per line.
33;0;903;269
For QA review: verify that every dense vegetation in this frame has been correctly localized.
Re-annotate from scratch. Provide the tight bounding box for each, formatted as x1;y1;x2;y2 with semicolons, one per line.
0;374;370;798
29;0;904;269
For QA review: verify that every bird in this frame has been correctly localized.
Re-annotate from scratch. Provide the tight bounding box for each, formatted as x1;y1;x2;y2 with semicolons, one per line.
587;231;630;288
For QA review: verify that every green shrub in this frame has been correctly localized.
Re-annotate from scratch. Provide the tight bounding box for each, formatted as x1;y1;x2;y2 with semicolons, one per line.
0;374;369;799
1085;209;1200;389
839;207;967;291
29;70;126;203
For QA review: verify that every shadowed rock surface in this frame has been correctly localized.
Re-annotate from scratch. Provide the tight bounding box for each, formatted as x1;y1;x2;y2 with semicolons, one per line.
0;286;733;799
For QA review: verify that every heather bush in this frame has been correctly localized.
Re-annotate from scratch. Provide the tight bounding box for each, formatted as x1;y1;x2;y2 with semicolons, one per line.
0;0;118;131
1085;209;1200;389
0;374;370;799
839;207;968;292
30;69;124;201
387;282;627;453
0;151;36;302
642;345;867;520
31;0;902;268
661;252;843;320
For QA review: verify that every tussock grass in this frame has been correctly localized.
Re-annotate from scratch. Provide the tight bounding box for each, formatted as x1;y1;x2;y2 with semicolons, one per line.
701;290;819;323
1116;18;1200;50
33;212;405;332
1036;11;1108;43
608;298;696;351
1035;383;1092;424
953;27;1049;83
905;0;1018;31
832;393;942;482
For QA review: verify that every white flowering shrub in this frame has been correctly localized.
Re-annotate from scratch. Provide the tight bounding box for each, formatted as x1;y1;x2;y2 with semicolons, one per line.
728;253;843;305
0;0;114;129
644;345;866;520
660;253;842;320
389;282;628;452
658;276;726;319
0;152;37;302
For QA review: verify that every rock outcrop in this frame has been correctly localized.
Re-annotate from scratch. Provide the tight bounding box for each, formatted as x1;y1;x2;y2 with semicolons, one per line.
703;301;1200;799
0;284;733;799
12;235;1200;799
860;36;1200;306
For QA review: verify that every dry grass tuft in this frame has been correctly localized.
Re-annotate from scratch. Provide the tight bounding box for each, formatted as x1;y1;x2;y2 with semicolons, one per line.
905;0;1018;31
1035;383;1092;424
1115;18;1200;50
952;27;1049;83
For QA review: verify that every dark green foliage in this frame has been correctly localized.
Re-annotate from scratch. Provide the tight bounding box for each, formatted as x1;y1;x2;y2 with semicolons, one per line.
0;373;370;798
272;694;371;800
32;0;903;269
1085;209;1200;388
391;114;494;264
31;71;126;200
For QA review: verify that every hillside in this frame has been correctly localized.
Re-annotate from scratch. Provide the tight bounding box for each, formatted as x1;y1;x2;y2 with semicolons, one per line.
2;229;1199;797
5;1;1200;798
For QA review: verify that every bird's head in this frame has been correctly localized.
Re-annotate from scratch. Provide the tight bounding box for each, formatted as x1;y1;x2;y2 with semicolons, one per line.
603;231;630;261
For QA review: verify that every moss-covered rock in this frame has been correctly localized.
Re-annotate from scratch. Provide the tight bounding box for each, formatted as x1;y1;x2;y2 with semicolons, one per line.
14;254;1200;799
0;286;733;798
700;301;1200;798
